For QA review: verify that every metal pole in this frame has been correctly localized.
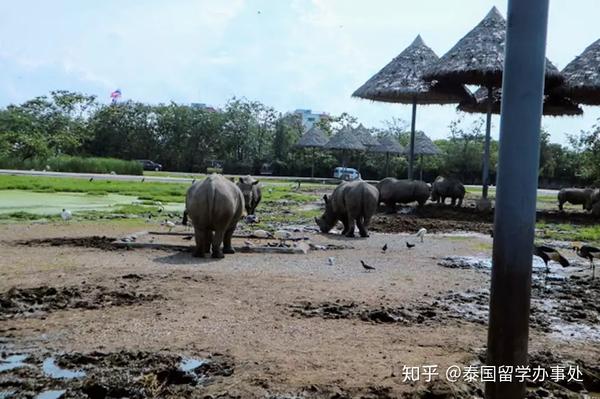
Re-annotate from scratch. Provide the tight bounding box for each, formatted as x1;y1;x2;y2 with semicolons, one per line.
408;98;417;180
482;86;493;199
311;147;315;178
486;1;549;398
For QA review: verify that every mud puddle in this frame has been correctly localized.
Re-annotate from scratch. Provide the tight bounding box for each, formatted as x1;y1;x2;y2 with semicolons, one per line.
0;283;161;320
0;350;234;398
14;236;117;251
289;276;600;341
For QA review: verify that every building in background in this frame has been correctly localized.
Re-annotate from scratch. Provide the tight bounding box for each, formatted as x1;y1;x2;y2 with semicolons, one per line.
191;102;218;112
293;109;329;129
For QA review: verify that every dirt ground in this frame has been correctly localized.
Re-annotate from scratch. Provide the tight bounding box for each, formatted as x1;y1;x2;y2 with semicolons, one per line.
0;219;599;398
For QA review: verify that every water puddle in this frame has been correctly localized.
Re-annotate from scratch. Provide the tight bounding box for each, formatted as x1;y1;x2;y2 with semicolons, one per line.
42;357;86;379
0;190;183;216
0;354;28;372
35;390;66;399
179;357;208;372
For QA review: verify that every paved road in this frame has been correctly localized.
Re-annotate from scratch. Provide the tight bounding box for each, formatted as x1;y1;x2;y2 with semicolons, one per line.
0;169;559;195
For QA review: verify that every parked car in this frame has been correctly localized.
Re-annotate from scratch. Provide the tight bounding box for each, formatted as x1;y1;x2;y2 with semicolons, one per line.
136;160;162;171
333;167;361;181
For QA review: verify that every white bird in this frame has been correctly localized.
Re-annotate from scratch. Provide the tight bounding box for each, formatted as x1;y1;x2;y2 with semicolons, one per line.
60;209;72;221
415;228;427;243
253;229;271;238
274;230;292;240
327;257;335;266
162;220;176;232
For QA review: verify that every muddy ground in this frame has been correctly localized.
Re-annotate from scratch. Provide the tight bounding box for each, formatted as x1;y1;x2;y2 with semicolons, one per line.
0;219;599;398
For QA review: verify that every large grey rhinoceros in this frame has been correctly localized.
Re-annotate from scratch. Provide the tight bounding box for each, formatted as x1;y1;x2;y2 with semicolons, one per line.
431;176;466;207
376;177;430;212
237;175;261;215
185;174;245;258
557;188;595;211
315;180;379;238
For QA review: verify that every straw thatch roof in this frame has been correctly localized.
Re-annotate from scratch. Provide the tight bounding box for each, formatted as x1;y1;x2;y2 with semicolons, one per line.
352;35;472;104
424;7;562;88
560;39;600;105
372;136;404;154
295;126;329;148
402;131;440;156
325;126;366;151
458;87;583;116
353;124;380;148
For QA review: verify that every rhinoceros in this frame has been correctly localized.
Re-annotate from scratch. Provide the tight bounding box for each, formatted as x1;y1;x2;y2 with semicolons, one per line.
431;176;466;206
315;180;379;238
557;188;595;211
376;177;430;212
237;175;262;215
185;174;245;258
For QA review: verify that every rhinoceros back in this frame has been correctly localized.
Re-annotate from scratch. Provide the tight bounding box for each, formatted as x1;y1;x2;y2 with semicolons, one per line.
186;174;244;230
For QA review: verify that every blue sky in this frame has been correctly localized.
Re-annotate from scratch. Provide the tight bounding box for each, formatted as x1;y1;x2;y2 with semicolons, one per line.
1;0;599;144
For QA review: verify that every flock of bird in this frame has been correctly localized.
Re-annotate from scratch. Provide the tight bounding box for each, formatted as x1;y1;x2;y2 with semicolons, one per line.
360;228;427;272
533;244;599;279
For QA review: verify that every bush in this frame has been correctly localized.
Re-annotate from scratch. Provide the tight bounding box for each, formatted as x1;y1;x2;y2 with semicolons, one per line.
0;156;143;175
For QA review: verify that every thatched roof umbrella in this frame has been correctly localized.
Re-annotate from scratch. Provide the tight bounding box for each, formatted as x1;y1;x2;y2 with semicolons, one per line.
372;136;404;176
401;131;441;181
559;39;600;105
424;6;563;202
459;87;583;116
353;124;380;149
325;125;366;167
352;35;472;180
295;126;329;177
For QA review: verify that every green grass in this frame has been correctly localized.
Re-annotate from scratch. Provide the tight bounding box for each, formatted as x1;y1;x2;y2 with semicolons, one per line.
0;175;187;203
536;221;600;244
0;156;143;175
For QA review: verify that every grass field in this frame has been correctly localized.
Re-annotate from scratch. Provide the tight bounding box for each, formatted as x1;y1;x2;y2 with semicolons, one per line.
1;174;598;243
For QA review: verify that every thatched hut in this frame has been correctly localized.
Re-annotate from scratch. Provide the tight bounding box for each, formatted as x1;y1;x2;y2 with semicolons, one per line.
295;126;329;177
560;39;600;105
458;87;583;116
352;35;471;180
353;124;380;149
325;126;366;167
401;132;440;181
424;6;563;202
372;136;404;176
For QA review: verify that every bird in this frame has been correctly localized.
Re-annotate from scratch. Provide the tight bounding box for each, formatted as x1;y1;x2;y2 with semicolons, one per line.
360;260;375;272
274;230;293;241
327;257;335;266
60;209;72;221
141;178;145;183
533;245;570;273
406;242;415;249
192;179;196;184
381;243;388;253
292;181;301;191
162;220;176;232
253;229;271;238
573;245;600;278
415;228;427;243
88;177;94;182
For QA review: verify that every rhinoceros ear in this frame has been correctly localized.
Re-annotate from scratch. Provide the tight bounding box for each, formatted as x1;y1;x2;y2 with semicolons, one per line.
322;194;328;204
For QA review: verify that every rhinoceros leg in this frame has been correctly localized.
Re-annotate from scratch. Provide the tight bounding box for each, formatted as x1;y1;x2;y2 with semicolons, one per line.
193;227;207;258
204;231;213;253
357;216;369;238
223;224;236;254
457;197;463;207
211;229;225;258
345;214;356;238
451;197;456;206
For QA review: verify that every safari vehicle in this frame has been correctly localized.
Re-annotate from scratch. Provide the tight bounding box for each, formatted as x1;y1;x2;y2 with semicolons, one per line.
206;160;224;174
333;167;361;181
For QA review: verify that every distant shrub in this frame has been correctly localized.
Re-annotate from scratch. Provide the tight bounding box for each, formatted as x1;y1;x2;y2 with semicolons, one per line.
0;156;143;175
